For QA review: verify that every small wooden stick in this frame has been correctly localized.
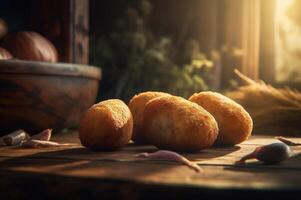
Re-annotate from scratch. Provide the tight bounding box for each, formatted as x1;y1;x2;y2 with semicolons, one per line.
275;136;301;146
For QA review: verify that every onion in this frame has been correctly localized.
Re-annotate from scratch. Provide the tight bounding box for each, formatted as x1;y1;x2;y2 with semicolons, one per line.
0;46;12;59
2;31;58;62
0;18;8;39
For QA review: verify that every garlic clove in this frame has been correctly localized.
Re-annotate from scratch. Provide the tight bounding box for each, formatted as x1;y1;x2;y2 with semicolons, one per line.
236;143;291;165
2;129;29;146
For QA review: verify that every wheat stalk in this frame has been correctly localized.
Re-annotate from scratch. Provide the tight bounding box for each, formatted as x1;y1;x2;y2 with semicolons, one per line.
226;70;301;136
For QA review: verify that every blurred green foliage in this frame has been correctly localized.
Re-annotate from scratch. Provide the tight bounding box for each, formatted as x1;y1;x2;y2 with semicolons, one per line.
90;0;214;101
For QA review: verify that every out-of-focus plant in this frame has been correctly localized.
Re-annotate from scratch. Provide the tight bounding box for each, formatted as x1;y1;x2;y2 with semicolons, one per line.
90;0;214;101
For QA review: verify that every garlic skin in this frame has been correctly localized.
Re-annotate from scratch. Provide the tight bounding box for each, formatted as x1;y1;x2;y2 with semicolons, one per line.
20;139;72;148
0;128;73;148
30;129;52;141
135;150;201;172
20;139;60;148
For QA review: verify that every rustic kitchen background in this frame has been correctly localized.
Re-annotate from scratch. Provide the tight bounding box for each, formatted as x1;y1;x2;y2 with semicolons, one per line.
2;0;301;134
2;0;299;101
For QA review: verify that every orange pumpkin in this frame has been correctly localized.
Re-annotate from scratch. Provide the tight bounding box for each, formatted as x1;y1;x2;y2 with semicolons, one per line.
2;31;58;62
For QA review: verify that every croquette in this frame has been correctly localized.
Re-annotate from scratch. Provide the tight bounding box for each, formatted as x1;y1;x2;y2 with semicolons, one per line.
79;99;133;150
189;91;253;146
128;91;171;144
142;96;218;151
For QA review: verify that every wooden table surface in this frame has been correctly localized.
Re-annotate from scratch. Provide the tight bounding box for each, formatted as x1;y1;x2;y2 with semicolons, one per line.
1;131;301;200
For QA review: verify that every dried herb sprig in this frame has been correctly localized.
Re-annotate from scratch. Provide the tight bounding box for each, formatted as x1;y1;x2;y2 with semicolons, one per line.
227;70;301;136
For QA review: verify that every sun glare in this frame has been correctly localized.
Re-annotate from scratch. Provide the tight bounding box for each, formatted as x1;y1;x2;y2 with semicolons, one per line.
275;0;301;82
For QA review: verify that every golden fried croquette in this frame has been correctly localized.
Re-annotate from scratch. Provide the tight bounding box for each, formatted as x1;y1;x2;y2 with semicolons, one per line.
79;99;133;150
128;91;171;144
189;91;253;146
142;96;218;151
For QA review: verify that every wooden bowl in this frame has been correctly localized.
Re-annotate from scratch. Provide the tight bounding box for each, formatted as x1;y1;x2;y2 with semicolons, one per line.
0;59;101;135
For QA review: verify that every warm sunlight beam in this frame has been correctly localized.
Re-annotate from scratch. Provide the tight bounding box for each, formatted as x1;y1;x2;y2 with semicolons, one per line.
275;0;301;82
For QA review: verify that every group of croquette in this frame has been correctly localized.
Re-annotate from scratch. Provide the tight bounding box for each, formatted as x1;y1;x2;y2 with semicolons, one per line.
79;91;253;151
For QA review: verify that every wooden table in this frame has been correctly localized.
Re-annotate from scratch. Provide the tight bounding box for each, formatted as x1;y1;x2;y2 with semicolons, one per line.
0;131;301;200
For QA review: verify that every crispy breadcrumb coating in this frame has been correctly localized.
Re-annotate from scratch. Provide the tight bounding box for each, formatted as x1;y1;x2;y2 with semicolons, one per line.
128;91;171;144
189;92;253;146
79;99;133;150
142;96;218;151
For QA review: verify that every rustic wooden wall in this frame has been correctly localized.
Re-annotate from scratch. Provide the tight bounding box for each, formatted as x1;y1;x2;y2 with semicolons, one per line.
28;0;71;62
29;0;89;64
2;0;274;80
259;0;276;83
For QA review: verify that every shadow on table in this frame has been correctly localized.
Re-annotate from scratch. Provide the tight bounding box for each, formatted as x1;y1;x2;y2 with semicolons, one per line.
1;145;299;200
0;143;241;176
185;145;241;161
0;146;300;200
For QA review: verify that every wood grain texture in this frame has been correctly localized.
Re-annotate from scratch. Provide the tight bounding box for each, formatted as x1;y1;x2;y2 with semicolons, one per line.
0;132;301;199
241;0;261;79
72;0;89;64
219;0;261;86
